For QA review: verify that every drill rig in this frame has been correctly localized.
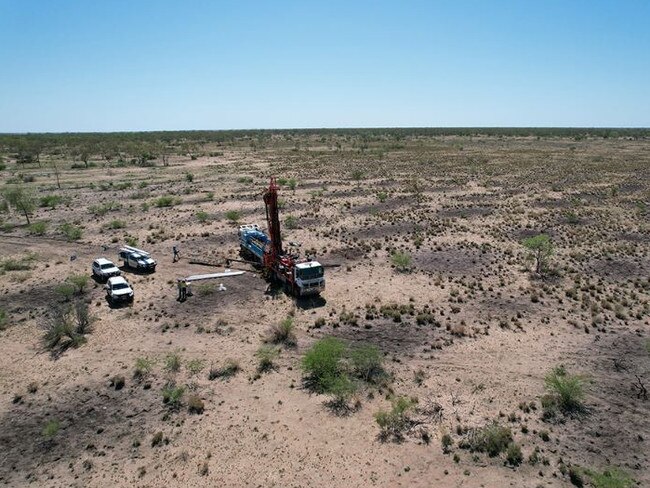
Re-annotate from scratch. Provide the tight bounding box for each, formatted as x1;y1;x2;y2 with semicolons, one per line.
238;177;325;296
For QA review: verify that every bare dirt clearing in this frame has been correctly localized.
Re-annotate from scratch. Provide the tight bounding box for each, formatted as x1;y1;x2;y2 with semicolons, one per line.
0;130;649;487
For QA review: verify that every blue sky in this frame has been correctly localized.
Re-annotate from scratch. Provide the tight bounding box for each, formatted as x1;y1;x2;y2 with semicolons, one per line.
0;0;648;132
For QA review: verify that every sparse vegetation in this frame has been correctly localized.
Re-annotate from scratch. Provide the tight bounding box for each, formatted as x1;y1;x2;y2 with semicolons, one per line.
256;345;280;372
267;316;296;346
59;222;82;241
374;396;416;442
522;234;553;275
390;251;412;272
542;365;586;418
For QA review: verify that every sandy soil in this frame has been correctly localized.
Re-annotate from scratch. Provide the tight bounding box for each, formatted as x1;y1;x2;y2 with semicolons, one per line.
0;134;648;487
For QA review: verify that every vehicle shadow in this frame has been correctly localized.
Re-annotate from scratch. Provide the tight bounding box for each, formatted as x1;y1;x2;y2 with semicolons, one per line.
296;295;327;310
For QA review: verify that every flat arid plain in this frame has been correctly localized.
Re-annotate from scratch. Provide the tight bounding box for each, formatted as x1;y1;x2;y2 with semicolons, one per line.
0;129;648;487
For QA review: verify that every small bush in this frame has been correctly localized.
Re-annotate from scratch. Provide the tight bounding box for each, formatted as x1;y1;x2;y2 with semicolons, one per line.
303;337;387;395
39;195;64;208
302;337;347;392
441;433;453;453
186;359;205;375
208;359;240;380
187;394;204;414
375;396;416;442
225;210;241;223
66;274;89;294
134;357;155;379
162;383;184;408
109;219;126;229
59;222;82;241
29;221;48;235
268;316;296;346
55;282;76;301
185;173;194;183
390;251;412;272
350;344;384;383
164;352;182;373
505;442;523;466
42;301;92;357
256;345;279;372
543;366;585;417
584;467;634;488
284;215;299;229
42;420;60;438
154;195;180;207
0;308;7;330
465;422;512;457
196;211;209;223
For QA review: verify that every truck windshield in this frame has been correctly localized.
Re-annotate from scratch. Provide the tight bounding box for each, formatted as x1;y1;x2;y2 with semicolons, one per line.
296;265;324;280
100;263;114;269
113;283;129;290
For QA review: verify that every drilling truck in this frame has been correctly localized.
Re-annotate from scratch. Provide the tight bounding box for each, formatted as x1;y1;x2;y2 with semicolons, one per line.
238;177;325;296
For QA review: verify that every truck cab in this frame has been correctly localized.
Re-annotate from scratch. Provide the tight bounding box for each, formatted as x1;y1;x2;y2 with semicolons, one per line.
294;261;325;296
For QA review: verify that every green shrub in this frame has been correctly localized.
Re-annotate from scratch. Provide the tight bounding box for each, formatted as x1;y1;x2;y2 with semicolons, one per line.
350;344;383;383
522;234;553;275
154;195;180;207
162;383;184;408
466;422;512;457
196;210;209;223
186;359;205;375
124;235;138;247
505;442;523;466
302;337;386;396
225;210;241;222
268;316;296;346
42;303;89;356
59;222;82;241
89;201;121;216
287;178;297;190
374;396;416;441
54;282;76;301
284;215;299;229
134;357;155;379
28;221;47;235
441;433;453;453
109;219;125;229
185;173;194;183
302;337;347;392
0;308;7;330
39;195;64;208
208;359;240;380
164;352;182;372
66;274;89;294
1;258;32;272
584;467;634;488
42;420;60;438
543;366;585;417
256;345;279;372
377;191;388;203
390;251;412;272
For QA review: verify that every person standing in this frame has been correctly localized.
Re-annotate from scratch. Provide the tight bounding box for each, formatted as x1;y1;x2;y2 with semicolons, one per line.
173;245;180;263
180;279;187;301
177;279;183;301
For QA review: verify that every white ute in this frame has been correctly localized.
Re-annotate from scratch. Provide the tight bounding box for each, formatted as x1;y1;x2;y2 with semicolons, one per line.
92;258;121;280
105;276;134;305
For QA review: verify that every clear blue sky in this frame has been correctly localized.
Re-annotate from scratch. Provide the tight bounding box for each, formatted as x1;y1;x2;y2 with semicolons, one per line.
0;0;648;132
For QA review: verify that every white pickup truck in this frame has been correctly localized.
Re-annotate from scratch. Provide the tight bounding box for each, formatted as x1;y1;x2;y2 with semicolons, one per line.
118;245;157;272
105;276;134;305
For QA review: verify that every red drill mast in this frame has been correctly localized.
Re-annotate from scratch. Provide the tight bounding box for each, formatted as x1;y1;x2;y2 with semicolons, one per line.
263;176;284;271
